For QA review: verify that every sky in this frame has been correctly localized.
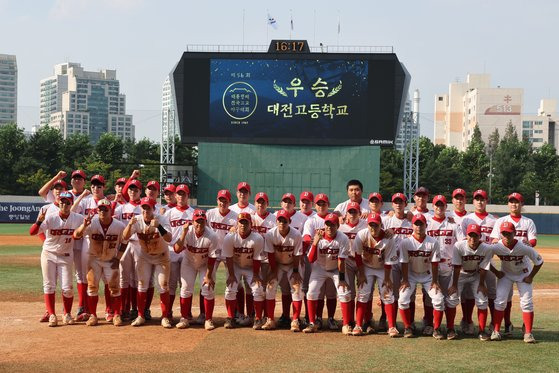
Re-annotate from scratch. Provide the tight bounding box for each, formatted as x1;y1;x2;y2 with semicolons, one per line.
2;0;558;142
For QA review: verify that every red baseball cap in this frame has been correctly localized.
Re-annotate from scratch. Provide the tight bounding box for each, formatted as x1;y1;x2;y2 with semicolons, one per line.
500;221;516;233
128;179;142;189
53;179;67;189
147;180;160;191
90;175;105;185
281;193;296;204
452;188;466;198
217;189;231;202
347;201;361;213
255;192;269;204
432;195;447;205
368;192;383;202
115;177;127;185
415;187;429;196
508;192;524;203
466;224;482;236
193;209;207;221
164;184;176;193
140;197;156;208
314;193;329;204
276;209;291;222
176;184;190;194
300;191;314;202
392;192;408;203
473;189;488;200
324;213;339;226
412;214;427;225
367;212;382;225
71;170;86;179
237;182;251;193
97;199;112;210
238;212;252;223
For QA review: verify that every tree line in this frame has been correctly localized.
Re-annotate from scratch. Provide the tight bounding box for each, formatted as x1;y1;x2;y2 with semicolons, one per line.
0;124;197;196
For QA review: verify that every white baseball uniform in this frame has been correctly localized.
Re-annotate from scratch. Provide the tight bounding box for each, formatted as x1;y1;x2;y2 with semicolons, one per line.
114;201;143;289
275;210;309;233
166;206;195;297
230;203;256;214
490;215;537;245
206;208;238;260
339;219;367;299
383;214;413;298
334;198;371;216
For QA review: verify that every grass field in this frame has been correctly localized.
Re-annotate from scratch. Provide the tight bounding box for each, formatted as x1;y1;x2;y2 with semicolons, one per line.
1;223;558;372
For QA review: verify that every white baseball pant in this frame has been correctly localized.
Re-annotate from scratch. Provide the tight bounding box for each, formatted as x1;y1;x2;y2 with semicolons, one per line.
265;263;305;302
224;264;265;301
495;276;534;312
135;251;170;293
86;257;120;297
356;266;394;304
447;273;488;309
41;250;73;297
180;261;215;300
398;271;444;311
307;264;351;302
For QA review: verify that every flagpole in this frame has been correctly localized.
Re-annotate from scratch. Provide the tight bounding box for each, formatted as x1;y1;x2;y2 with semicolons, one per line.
313;10;316;46
337;11;340;47
242;9;245;50
290;9;292;39
266;9;269;43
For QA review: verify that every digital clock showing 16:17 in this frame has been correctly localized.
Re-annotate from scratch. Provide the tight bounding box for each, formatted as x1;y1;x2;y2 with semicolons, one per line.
268;40;310;53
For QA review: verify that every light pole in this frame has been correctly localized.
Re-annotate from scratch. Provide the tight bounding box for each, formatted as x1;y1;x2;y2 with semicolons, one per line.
487;145;494;204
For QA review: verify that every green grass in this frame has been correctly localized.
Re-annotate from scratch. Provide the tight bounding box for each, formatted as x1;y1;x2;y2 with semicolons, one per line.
536;235;559;248
0;223;31;235
0;245;41;256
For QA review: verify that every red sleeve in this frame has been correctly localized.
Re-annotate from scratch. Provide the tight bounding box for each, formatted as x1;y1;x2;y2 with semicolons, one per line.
29;223;40;235
268;252;277;272
308;244;318;263
355;253;363;266
303;235;311;254
111;201;117;211
252;259;261;275
39;233;46;242
529;239;537;247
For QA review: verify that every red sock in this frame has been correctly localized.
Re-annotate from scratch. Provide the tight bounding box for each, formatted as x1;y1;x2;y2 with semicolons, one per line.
433;309;444;329
225;299;237;318
246;293;254;317
266;299;276;320
121;287;129;313
199;290;205;314
365;299;373;323
146;287;155;310
410;301;416;324
88;295;99;317
316;299;325;319
62;295;73;315
465;299;475;323
169;294;176;311
493;309;504;332
79;283;89;312
504;301;512;326
445;307;456;329
254;300;264;320
478;308;488;331
307;299;317;324
392;300;398;323
424;306;434;327
488;299;495;324
522;311;534;334
112;296;121;316
355;301;367;327
340;301;351;326
348;300;355;323
326;298;336;319
204;298;215;320
45;293;55;315
137;291;147;318
237;287;245;315
385;303;396;328
131;287;138;310
380;300;386;319
77;283;85;308
399;307;411;328
104;284;111;312
180;296;193;319
282;294;292;318
292;300;302;320
160;292;170;318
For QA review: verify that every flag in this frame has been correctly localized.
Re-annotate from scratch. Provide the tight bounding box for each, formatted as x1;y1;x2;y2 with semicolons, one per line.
267;13;278;29
291;17;294;31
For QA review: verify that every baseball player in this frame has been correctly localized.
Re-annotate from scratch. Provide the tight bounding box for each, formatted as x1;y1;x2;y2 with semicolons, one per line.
338;202;367;332
30;192;83;327
160;184;177;215
398;214;444;338
488;221;543;343
301;193;338;330
73;199;127;326
299;191;316;218
490;192;537;336
112;177;127;204
146;180;163;212
39;170;86;203
334;179;370;217
352;213;398;336
383;193;413;329
446;223;492;341
263;210;304;331
411;187;434;219
230;182;256;214
303;213;352;335
460;189;497;335
173;209;219;331
122;197;173;328
222;212;266;330
165;184;194;322
426;194;464;340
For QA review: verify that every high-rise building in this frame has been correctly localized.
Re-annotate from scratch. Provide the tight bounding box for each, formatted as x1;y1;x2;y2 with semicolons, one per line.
39;62;134;142
434;74;523;150
521;99;558;150
0;54;17;125
395;94;418;152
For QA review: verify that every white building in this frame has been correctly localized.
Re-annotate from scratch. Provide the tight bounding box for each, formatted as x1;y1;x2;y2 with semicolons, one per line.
40;62;134;142
0;54;17;125
521;99;558;150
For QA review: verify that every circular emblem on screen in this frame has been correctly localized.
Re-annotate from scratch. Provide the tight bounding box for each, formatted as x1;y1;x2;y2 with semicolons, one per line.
222;82;258;120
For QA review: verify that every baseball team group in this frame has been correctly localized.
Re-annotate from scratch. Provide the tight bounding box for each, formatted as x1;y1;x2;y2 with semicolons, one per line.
29;169;544;343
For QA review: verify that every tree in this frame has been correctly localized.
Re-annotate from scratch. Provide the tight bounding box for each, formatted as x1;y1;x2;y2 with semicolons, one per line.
519;143;559;205
421;146;463;197
459;125;489;192
0;124;26;194
94;133;124;166
61;133;93;170
174;136;197;164
124;138;159;164
380;148;403;199
24;126;64;176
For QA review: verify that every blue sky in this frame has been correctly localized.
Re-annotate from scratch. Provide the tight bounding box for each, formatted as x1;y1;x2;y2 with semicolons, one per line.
2;0;558;141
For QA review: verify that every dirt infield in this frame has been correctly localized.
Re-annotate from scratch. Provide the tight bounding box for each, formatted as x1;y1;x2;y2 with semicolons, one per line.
0;235;41;246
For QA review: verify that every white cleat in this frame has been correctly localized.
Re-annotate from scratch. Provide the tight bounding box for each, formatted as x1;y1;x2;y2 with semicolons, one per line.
175;317;190;329
161;317;173;329
131;316;146;327
204;319;216;331
63;313;75;325
48;314;57;327
523;333;536;344
86;315;98;326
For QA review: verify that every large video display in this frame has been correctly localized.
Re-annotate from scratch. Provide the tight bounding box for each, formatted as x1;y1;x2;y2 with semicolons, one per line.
173;52;409;146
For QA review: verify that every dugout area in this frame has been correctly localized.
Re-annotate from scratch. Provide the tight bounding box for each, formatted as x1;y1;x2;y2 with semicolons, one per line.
197;142;380;206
